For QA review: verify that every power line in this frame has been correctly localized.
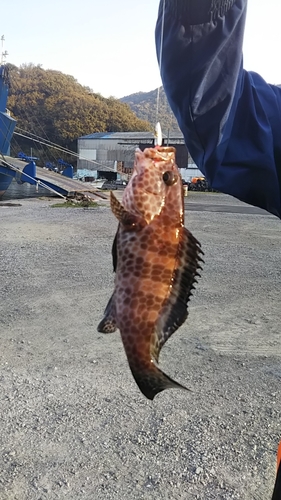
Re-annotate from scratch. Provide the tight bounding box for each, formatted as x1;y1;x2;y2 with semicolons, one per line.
13;129;114;170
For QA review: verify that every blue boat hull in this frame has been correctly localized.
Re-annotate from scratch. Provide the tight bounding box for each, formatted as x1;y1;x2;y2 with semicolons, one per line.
0;172;12;197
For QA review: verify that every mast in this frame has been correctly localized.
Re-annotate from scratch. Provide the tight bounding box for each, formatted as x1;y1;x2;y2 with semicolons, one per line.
1;35;8;65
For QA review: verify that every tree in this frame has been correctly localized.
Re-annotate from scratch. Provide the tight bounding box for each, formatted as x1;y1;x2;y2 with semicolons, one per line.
7;63;151;160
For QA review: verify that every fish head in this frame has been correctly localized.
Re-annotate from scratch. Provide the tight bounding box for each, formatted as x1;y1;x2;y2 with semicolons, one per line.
122;147;183;224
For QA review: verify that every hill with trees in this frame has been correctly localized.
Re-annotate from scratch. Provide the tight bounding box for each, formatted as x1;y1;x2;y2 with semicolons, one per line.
120;87;180;134
7;63;151;163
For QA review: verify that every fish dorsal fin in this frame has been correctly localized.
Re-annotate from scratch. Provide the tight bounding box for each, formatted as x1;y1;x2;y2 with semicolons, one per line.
154;227;204;361
110;191;146;230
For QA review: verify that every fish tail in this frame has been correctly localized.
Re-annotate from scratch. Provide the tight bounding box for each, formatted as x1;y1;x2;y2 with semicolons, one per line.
272;442;281;499
130;364;189;401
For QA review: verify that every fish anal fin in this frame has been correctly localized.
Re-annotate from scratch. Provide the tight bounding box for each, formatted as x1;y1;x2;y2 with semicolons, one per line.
156;227;204;352
97;294;117;334
110;191;146;230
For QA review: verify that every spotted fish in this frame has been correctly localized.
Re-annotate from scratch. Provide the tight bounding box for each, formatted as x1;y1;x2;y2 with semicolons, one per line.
98;146;203;400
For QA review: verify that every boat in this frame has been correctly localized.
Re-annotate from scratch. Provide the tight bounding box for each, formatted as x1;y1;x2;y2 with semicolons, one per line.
88;178;106;189
73;169;107;189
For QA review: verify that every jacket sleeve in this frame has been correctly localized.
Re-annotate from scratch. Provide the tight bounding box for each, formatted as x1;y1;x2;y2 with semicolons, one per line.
156;0;281;217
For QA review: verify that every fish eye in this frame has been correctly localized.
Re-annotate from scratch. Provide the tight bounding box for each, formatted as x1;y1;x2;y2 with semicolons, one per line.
163;171;178;186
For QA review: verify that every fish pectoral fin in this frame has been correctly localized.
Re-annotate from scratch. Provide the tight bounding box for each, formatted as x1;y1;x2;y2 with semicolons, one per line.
110;191;146;230
156;227;204;351
131;363;190;401
110;191;127;222
97;294;117;334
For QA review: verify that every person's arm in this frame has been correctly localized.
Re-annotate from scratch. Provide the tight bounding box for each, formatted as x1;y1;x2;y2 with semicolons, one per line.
156;0;281;217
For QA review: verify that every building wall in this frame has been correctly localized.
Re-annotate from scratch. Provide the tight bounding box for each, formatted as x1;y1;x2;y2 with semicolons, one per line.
77;135;200;175
78;138;130;172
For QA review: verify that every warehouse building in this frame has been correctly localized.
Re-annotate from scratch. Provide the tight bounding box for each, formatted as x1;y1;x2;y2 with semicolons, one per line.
77;131;202;182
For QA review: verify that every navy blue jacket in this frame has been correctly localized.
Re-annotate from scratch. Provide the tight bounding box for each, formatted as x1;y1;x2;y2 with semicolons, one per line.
156;0;281;217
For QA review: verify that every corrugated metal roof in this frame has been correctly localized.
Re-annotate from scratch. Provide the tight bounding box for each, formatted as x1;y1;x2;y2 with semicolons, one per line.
79;131;184;140
79;132;114;139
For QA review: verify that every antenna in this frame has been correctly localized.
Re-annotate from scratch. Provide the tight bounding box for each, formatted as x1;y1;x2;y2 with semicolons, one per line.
1;35;8;65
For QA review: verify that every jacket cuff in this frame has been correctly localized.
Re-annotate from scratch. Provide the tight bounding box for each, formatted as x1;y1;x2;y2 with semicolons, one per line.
161;0;235;24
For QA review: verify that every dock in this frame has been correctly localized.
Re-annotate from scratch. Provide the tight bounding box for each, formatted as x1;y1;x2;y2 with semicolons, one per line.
0;156;109;200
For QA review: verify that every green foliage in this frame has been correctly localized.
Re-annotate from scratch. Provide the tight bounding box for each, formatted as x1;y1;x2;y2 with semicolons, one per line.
7;63;151;156
120;87;180;134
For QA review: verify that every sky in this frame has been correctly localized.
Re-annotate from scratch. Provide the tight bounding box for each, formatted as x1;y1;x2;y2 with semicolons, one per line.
1;0;281;98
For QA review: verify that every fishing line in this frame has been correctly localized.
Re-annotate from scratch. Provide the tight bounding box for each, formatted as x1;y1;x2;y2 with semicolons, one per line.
155;0;166;128
14;130;107;169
